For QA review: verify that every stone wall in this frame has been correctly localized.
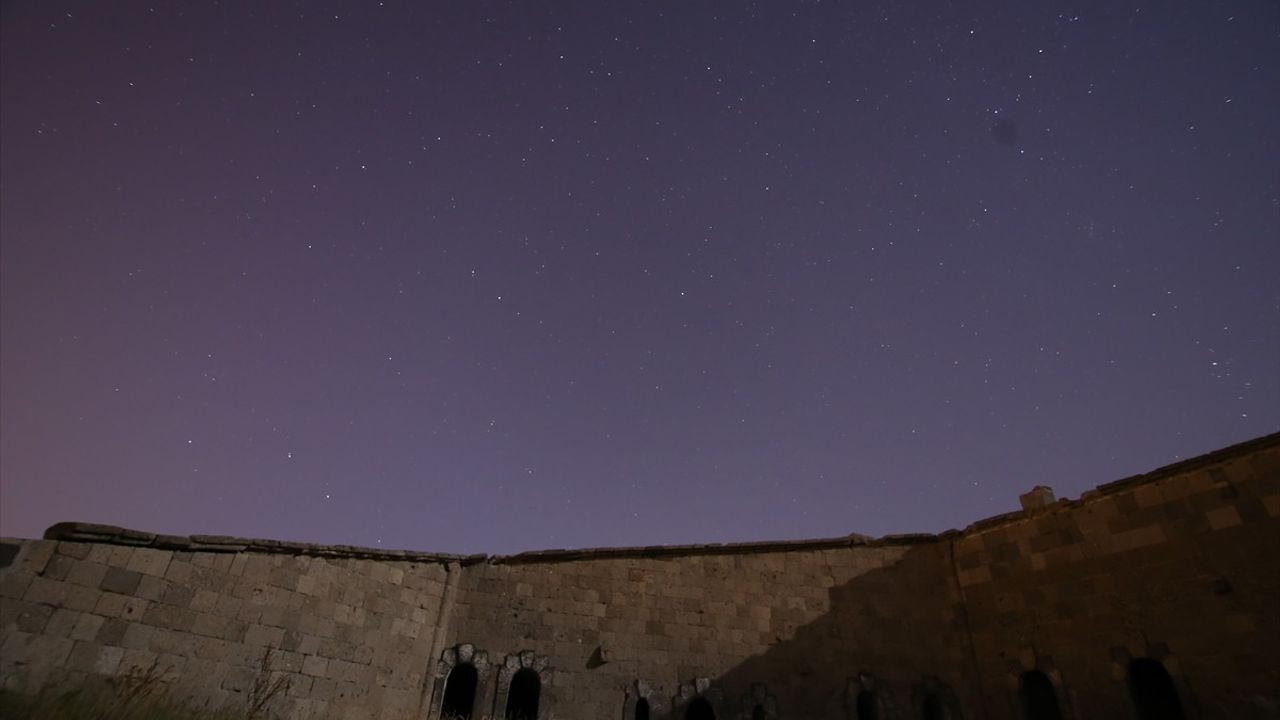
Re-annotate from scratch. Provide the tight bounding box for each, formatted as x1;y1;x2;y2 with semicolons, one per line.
0;534;456;719
440;538;968;720
2;431;1277;719
950;433;1280;718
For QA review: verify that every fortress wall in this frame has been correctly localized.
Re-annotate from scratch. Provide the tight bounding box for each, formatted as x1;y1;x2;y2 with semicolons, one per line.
950;438;1280;719
442;539;971;719
2;432;1277;719
0;540;451;720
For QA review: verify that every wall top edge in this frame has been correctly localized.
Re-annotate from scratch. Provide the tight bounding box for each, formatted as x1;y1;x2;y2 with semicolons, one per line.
29;431;1277;563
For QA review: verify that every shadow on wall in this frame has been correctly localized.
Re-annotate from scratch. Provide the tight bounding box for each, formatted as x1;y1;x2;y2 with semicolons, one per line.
659;541;976;720
634;539;1201;720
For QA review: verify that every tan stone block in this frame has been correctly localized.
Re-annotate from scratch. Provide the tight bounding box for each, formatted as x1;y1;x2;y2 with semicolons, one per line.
1261;494;1280;518
120;647;158;674
245;622;285;647
17;541;56;575
1207;506;1243;530
302;654;329;677
70;612;105;641
25;634;75;667
85;545;114;565
23;576;70;606
63;584;102;613
65;560;110;589
106;546;135;568
135;575;169;601
0;572;34;600
92;644;125;674
189;589;220;613
122;622;155;649
192;612;230;638
44;608;81;638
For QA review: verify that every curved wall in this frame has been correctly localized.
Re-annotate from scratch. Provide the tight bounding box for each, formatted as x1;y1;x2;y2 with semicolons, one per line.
2;432;1277;719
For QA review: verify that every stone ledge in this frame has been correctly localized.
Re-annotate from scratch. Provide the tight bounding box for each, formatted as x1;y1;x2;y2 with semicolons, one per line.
42;523;481;565
35;431;1279;565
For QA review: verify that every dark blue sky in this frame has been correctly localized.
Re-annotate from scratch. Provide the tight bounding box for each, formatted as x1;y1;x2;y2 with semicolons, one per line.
3;1;1278;554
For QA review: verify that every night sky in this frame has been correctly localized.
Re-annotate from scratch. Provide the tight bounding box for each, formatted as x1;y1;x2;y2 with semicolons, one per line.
2;2;1278;554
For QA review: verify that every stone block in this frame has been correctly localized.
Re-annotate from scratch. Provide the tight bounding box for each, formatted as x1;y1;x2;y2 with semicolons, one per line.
106;546;135;568
126;548;173;578
18;541;56;575
1207;506;1243;530
24;634;75;667
136;575;169;601
23;576;70;606
246;622;286;648
43;608;81;638
193;612;231;638
302;654;329;677
100;567;143;595
42;553;76;581
63;584;102;612
0;571;34;600
121;621;155;649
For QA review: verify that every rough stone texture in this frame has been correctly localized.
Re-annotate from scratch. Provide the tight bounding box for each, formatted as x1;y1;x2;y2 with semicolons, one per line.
1;432;1278;719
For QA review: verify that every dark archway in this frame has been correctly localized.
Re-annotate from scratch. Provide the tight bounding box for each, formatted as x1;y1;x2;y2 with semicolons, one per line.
1018;670;1062;720
856;690;880;720
686;697;715;720
635;698;650;720
751;704;765;720
505;668;540;720
922;693;945;720
1128;658;1186;720
440;663;478;719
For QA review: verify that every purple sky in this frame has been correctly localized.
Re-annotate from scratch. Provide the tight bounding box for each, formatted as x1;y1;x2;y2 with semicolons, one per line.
2;1;1278;554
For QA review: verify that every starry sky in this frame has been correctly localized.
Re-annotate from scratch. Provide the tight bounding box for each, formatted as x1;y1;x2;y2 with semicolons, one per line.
2;1;1278;554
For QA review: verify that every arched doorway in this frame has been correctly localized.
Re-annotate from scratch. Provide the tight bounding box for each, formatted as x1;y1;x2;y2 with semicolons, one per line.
505;668;540;720
441;663;479;719
685;696;715;720
1128;658;1186;720
635;698;650;720
751;704;765;720
922;693;945;720
856;690;880;720
1018;670;1062;720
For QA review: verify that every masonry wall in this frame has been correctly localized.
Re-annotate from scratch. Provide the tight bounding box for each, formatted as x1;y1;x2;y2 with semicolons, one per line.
0;540;451;720
2;432;1278;720
949;436;1280;719
440;540;970;720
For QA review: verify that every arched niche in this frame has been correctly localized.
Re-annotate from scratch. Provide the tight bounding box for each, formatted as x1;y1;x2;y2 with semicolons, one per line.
673;678;725;720
911;676;962;720
1018;670;1063;720
1109;640;1192;720
1128;658;1187;720
428;644;492;720
494;650;553;720
736;682;779;720
1002;649;1074;720
845;672;894;720
624;678;666;720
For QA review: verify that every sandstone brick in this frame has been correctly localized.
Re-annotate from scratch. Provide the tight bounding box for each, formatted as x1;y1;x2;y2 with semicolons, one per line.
245;622;285;648
100;567;143;595
1207;506;1243;530
0;571;34;600
43;608;81;638
23;576;70;606
17;541;56;575
302;654;329;677
127;548;173;578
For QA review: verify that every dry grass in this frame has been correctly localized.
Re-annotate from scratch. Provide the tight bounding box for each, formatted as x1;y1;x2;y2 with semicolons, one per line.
0;648;291;720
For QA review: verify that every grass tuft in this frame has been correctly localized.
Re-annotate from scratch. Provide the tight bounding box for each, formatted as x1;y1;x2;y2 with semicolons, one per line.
1;648;290;720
